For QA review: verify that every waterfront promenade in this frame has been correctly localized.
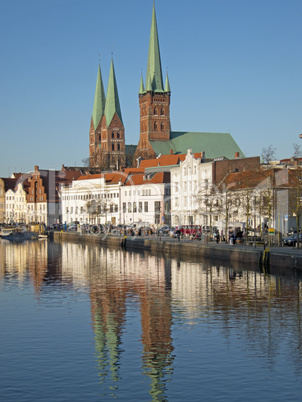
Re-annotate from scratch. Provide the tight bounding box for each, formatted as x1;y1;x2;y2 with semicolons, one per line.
54;231;302;272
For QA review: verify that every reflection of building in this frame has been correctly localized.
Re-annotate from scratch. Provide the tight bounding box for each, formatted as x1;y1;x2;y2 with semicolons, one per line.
0;240;49;293
59;242;174;399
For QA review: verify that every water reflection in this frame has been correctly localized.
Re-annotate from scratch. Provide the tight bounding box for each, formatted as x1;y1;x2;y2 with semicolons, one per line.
1;239;302;400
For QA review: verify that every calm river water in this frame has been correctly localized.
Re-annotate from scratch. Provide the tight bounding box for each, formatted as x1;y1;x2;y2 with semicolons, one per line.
1;239;302;401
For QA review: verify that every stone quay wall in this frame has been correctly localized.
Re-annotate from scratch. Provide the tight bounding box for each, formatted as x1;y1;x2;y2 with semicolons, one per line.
54;231;302;272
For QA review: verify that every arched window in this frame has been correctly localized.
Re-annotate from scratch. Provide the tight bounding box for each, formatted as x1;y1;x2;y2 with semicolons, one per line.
154;121;158;131
161;122;164;131
117;143;120;151
161;108;164;115
117;132;120;139
112;132;114;139
154;107;158;115
112;144;114;151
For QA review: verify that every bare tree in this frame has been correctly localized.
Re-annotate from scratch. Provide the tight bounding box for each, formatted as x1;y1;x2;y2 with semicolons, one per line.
293;143;302;159
82;157;91;167
85;200;94;224
261;145;277;164
125;145;137;167
289;168;302;248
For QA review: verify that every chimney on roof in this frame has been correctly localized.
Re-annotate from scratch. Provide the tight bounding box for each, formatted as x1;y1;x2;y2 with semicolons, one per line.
235;152;240;159
201;151;205;160
170;149;173;155
136;157;142;168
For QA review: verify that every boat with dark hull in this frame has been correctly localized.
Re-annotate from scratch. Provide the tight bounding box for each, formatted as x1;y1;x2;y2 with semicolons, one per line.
1;230;37;242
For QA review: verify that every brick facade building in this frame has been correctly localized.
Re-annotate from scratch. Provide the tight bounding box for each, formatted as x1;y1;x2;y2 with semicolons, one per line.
89;60;125;171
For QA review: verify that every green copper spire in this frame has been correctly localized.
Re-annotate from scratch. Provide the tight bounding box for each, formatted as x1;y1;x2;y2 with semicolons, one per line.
92;64;106;130
145;3;164;92
139;74;145;94
145;74;152;92
104;58;123;126
164;73;170;92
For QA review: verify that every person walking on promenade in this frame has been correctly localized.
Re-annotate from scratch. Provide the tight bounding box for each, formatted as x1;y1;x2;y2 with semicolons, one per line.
216;231;220;243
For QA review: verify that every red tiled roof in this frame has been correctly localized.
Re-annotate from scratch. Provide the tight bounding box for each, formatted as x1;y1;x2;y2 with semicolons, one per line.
220;170;273;190
123;167;145;174
76;173;103;181
76;172;128;184
139;152;204;168
125;172;170;186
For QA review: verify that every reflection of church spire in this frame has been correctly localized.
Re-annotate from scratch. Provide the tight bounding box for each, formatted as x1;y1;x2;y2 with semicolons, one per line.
89;251;128;392
93;305;122;386
140;259;174;400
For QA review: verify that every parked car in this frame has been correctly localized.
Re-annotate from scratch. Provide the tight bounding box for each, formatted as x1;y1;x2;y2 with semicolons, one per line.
283;234;302;246
158;225;170;235
169;227;176;236
180;225;202;237
67;225;78;231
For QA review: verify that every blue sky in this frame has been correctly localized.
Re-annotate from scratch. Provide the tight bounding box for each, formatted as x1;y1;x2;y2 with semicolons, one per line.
0;0;301;177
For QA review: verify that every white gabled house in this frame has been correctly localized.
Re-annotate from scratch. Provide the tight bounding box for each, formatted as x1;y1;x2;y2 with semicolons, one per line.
170;149;261;230
120;172;171;226
170;149;213;226
5;182;28;224
60;172;126;225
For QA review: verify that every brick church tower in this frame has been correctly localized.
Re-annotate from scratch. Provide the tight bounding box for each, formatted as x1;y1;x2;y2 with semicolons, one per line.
134;3;171;161
89;59;125;170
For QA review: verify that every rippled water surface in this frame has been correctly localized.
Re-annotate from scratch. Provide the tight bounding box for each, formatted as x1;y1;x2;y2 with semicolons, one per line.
1;239;302;401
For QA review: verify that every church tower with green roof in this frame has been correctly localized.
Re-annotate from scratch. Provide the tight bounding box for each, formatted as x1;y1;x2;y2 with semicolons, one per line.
89;64;106;166
89;60;125;170
135;3;171;161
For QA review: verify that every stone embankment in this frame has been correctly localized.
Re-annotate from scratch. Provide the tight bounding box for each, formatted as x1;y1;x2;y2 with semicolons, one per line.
54;231;302;272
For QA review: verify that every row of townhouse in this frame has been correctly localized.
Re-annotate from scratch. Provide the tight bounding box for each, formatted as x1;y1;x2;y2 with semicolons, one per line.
60;170;171;226
60;150;263;229
0;165;87;225
170;149;301;235
2;152;300;234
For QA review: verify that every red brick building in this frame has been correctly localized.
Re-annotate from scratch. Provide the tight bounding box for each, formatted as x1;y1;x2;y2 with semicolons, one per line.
89;60;125;171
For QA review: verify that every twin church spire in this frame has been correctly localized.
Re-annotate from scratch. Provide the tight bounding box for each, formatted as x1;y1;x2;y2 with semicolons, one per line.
89;3;171;168
89;58;125;170
92;59;122;131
